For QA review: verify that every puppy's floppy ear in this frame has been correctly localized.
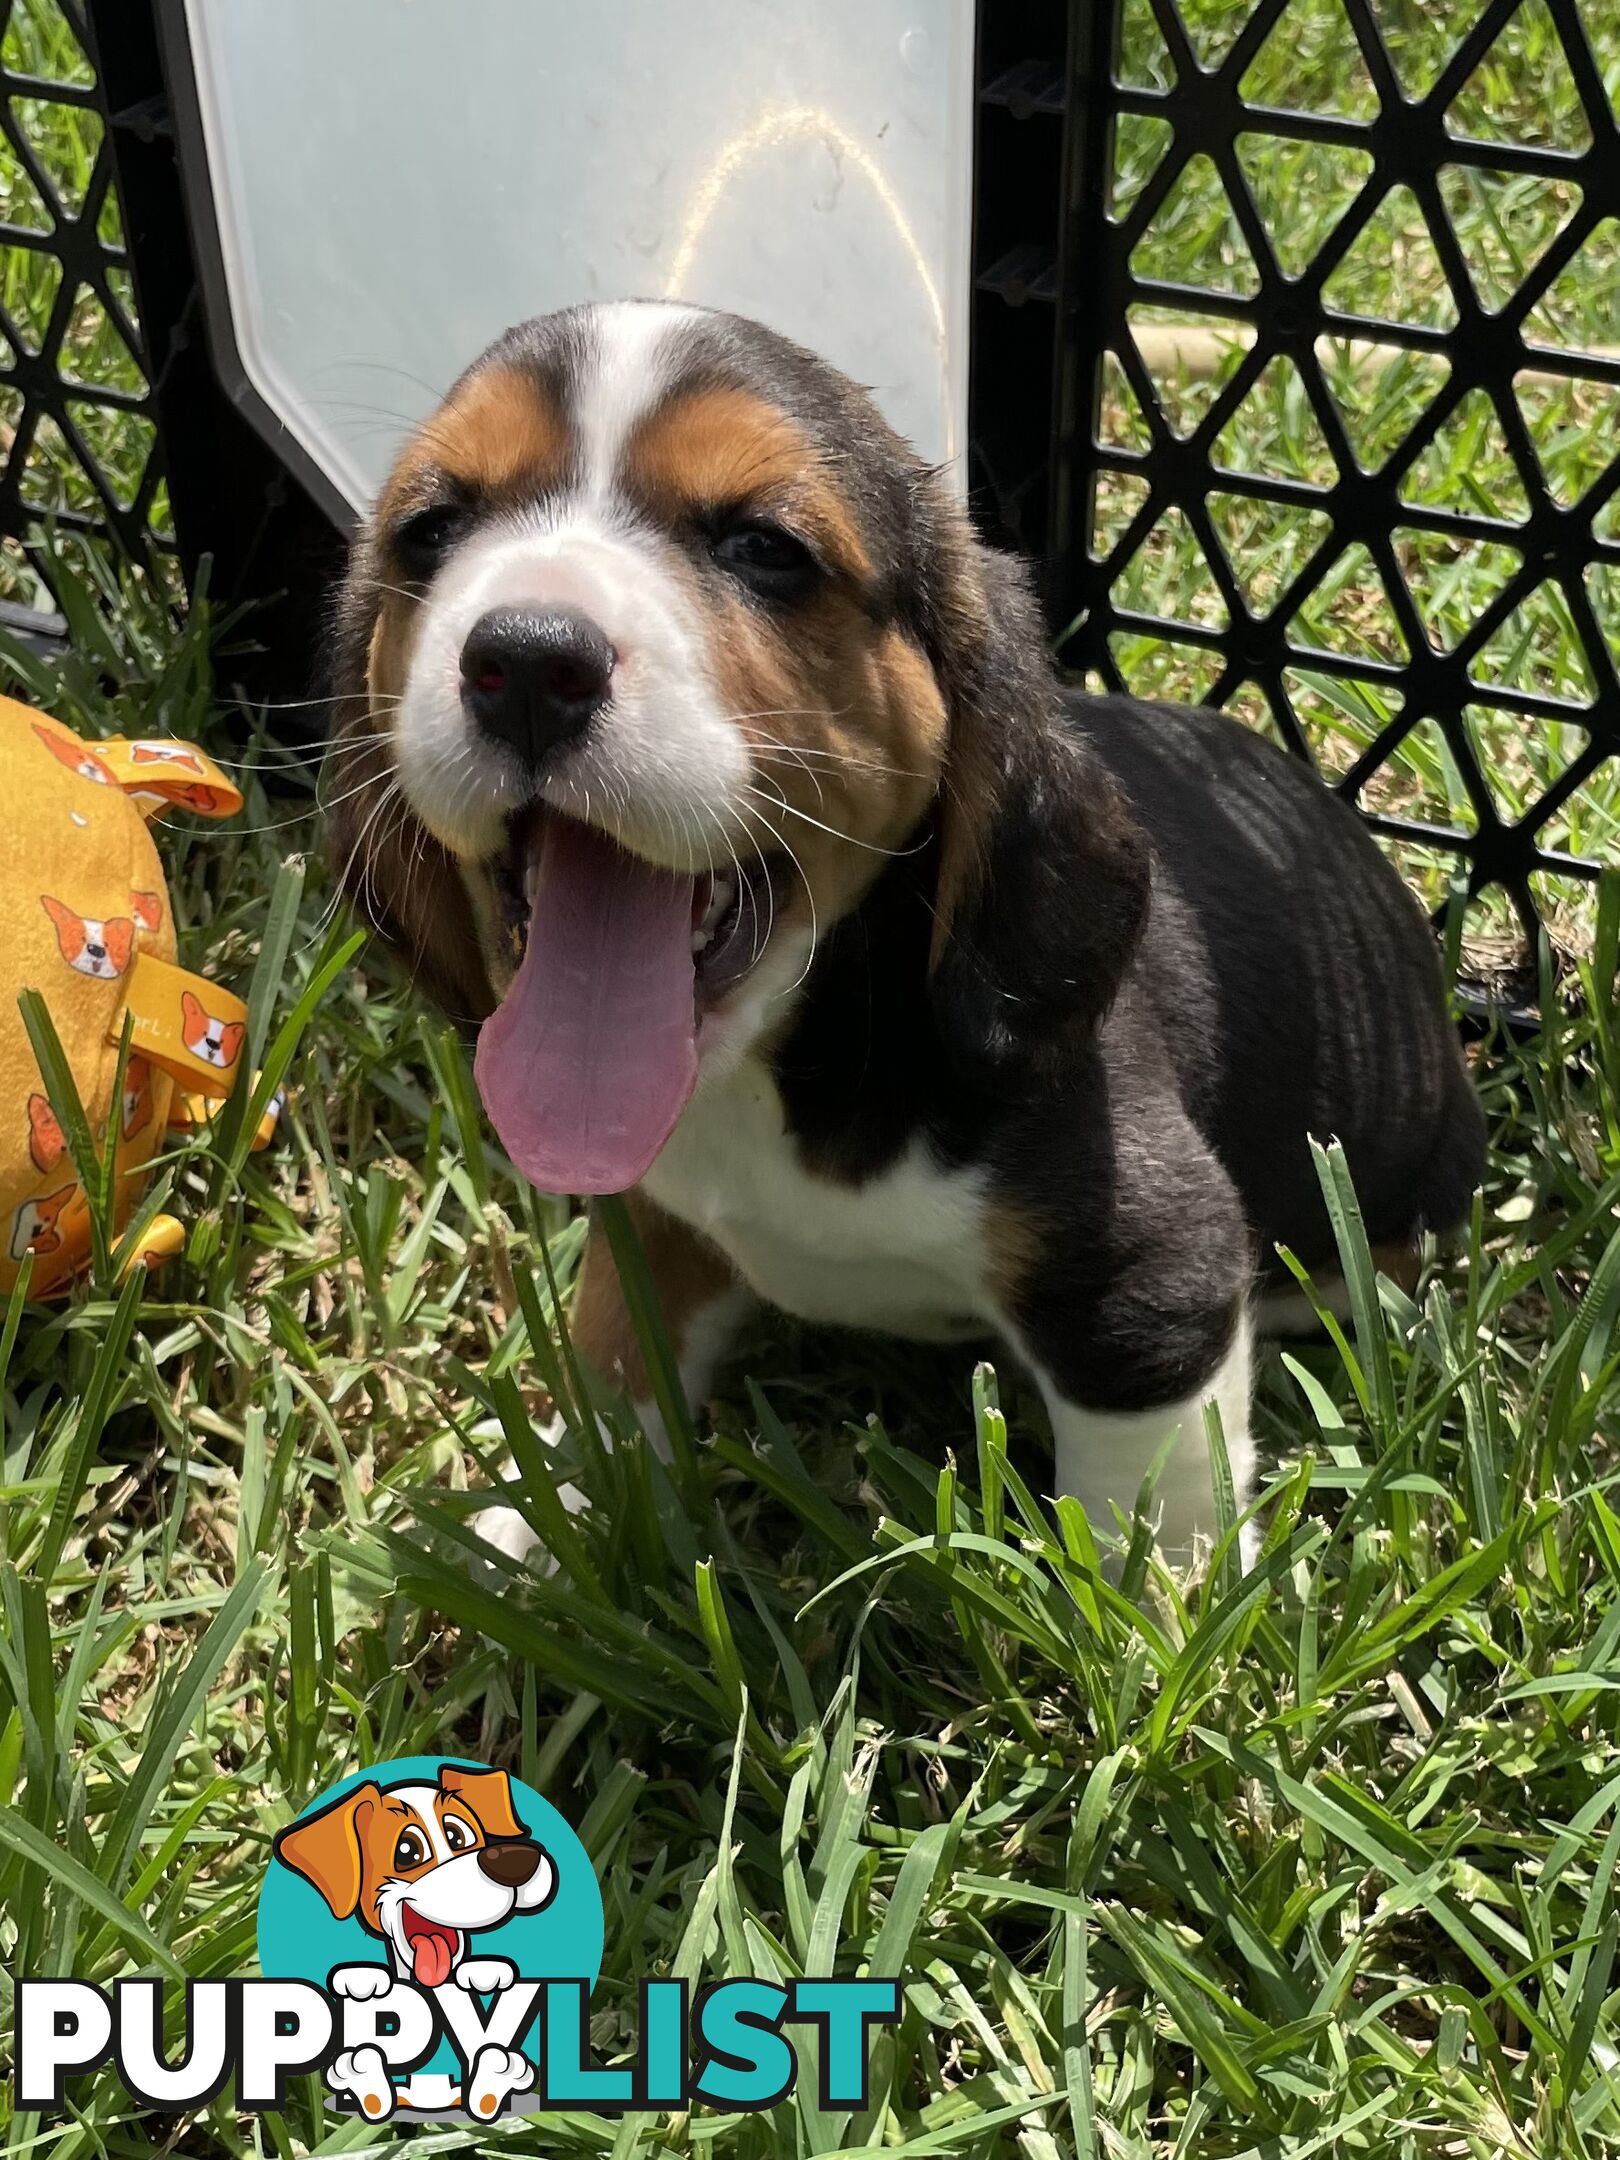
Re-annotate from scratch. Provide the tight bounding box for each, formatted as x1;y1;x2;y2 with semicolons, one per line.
916;510;1151;1081
274;1781;380;1920
325;539;494;1027
439;1764;528;1841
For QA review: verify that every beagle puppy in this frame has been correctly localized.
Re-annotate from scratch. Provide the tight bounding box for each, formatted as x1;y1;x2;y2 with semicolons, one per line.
326;300;1485;1563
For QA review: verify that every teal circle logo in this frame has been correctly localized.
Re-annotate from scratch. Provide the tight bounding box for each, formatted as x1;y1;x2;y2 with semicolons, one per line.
257;1755;601;2119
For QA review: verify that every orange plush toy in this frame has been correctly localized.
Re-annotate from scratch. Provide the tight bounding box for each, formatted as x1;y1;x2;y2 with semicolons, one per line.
1;696;253;1297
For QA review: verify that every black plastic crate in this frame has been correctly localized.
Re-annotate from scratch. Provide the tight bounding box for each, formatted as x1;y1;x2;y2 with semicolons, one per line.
969;0;1620;969
0;0;173;640
0;0;340;700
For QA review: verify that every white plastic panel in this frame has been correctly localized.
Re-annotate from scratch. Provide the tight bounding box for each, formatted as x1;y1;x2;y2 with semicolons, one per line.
180;0;975;518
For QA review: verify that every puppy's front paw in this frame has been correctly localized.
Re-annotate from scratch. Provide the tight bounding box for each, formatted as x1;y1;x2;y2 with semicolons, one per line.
328;2044;395;2119
468;1499;552;1569
329;1962;393;2001
455;1956;517;1994
470;1410;594;1575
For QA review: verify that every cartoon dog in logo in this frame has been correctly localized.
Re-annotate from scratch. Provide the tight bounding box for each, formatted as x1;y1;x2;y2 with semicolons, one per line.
274;1765;555;2120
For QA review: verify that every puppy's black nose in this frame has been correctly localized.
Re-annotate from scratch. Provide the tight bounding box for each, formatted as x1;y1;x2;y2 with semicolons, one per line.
460;606;613;764
476;1839;543;1887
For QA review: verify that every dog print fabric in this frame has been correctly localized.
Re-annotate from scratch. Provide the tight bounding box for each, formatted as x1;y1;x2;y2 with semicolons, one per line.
0;698;245;1295
179;989;247;1072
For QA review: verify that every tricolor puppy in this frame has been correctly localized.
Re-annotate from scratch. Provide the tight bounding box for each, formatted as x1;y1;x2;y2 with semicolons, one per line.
327;300;1485;1562
274;1764;556;1992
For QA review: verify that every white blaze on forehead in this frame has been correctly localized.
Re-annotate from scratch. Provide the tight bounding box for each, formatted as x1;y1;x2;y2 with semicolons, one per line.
385;1785;451;1864
390;299;753;871
575;300;706;506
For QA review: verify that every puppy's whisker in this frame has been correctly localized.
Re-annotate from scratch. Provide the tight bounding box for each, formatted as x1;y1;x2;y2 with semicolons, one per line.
749;735;928;783
751;739;826;805
723;704;854;727
716;809;749;935
737;797;817;995
233;687;406;722
336;774;407;928
355;788;404;937
742;783;928;860
358;577;446;612
315;767;399;821
223;806;343;842
398;787;437;935
733;800;777;968
313;782;399;951
742;734;863;758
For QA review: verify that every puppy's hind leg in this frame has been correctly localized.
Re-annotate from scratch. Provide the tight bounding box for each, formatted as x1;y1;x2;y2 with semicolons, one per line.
470;1195;753;1569
985;1102;1260;1574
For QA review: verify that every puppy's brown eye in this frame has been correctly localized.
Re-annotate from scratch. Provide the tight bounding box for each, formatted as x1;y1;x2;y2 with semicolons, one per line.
443;1817;473;1852
394;1827;429;1869
712;519;816;597
393;504;467;581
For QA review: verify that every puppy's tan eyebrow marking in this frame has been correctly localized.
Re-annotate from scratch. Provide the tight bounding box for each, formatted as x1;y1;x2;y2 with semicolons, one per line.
380;362;571;517
624;384;873;582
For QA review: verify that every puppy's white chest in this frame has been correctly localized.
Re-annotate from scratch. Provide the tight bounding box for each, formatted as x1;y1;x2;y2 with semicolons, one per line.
644;1064;989;1338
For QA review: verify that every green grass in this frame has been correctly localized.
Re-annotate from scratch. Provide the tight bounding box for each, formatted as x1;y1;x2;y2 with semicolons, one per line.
0;4;1618;2156
0;586;1617;2160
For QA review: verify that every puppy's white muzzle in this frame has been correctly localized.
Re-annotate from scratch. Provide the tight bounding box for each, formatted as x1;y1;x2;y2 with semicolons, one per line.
393;516;751;872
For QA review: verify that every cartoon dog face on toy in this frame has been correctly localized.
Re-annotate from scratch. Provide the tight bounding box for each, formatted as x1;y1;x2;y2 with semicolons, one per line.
10;1184;80;1263
33;723;112;785
273;1765;557;1989
41;896;134;980
121;1057;151;1139
180;992;246;1071
27;1094;65;1173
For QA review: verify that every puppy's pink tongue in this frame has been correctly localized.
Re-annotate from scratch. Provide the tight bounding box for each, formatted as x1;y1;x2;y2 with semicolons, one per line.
411;1929;453;1989
475;816;699;1195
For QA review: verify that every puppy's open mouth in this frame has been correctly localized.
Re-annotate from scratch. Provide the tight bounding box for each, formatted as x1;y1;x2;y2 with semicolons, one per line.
476;809;788;1196
491;813;785;1008
399;1904;461;1989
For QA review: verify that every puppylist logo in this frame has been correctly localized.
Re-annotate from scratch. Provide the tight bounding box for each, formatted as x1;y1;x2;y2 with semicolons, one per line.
15;1755;900;2124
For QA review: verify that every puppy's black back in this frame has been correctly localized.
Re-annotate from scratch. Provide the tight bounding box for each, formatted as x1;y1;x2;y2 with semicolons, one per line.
1076;694;1486;1272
